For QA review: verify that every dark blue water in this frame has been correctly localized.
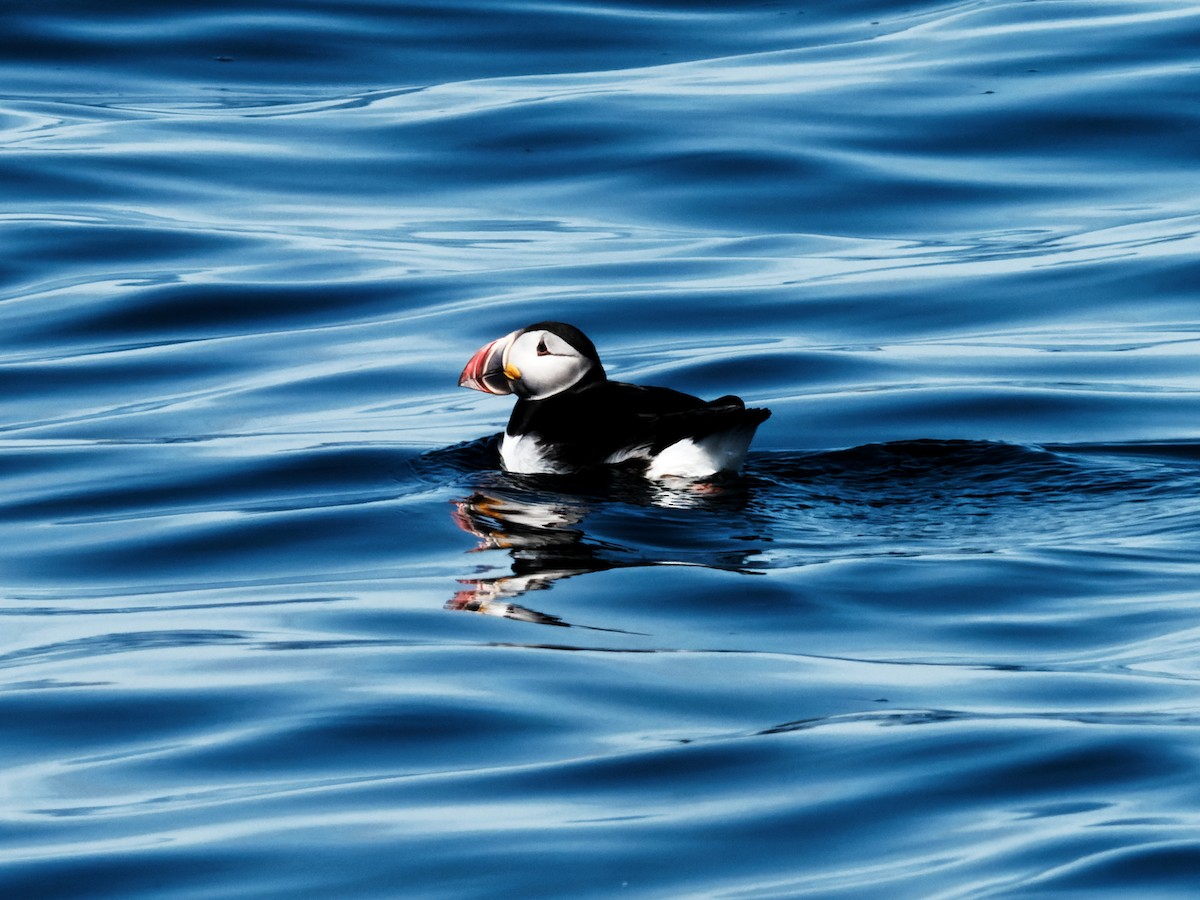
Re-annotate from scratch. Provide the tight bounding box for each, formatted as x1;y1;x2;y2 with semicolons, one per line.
4;1;1200;896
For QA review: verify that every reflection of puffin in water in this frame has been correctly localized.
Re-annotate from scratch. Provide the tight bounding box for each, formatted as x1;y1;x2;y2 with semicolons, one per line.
447;489;604;627
459;322;770;479
445;477;767;628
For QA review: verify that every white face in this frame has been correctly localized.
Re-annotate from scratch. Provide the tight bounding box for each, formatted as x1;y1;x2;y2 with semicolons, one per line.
504;329;595;400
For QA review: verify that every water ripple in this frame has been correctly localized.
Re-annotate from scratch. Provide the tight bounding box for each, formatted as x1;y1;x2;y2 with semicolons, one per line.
3;0;1200;896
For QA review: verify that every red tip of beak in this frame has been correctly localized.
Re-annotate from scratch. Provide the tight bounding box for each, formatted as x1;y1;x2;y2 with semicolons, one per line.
459;336;513;395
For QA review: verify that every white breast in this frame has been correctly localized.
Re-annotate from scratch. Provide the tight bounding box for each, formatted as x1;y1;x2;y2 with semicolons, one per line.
500;432;567;475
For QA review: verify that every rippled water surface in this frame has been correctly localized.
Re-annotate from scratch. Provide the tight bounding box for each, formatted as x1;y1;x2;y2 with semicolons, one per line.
4;1;1200;896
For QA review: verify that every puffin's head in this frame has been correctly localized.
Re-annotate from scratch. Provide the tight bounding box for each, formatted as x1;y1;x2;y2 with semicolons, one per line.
459;322;604;400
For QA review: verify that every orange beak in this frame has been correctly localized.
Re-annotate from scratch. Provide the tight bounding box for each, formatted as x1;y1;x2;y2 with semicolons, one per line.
459;334;514;395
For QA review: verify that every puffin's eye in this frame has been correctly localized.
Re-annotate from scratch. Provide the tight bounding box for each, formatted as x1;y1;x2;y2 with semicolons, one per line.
536;337;550;356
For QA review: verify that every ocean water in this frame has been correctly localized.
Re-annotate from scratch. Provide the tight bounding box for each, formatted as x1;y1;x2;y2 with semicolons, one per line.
3;1;1200;896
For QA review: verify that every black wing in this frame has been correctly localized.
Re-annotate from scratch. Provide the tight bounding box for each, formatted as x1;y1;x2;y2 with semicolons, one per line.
510;380;770;470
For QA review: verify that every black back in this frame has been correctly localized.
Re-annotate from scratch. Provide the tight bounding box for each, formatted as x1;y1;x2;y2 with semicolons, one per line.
508;379;771;471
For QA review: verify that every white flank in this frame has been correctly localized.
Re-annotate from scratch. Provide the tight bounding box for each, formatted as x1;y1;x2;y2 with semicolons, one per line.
645;427;755;479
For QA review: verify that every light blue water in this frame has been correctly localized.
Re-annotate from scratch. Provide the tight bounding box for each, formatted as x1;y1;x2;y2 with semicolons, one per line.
3;1;1200;896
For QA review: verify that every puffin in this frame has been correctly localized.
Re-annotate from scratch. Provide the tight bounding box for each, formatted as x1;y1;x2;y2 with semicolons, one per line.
459;322;770;479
